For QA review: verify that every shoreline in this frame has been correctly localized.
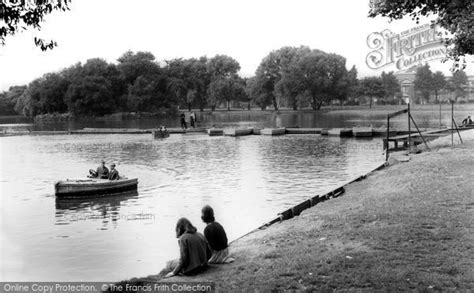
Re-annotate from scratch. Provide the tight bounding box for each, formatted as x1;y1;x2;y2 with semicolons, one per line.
120;130;474;291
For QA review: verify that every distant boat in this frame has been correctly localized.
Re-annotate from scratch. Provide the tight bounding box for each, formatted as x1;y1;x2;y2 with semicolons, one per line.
321;129;329;135
152;129;170;139
55;178;138;198
352;127;373;137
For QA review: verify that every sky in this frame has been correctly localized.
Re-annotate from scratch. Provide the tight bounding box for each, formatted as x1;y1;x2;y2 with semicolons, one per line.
0;0;473;91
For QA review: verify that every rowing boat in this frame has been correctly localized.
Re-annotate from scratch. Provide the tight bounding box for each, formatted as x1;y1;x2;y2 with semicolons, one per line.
55;178;138;198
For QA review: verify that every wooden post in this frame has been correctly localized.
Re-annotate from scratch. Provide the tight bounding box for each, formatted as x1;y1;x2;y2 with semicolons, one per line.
385;116;390;161
439;103;442;128
408;102;411;151
451;100;454;147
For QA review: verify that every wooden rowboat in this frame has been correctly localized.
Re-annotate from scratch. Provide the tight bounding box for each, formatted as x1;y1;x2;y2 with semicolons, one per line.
152;129;170;139
55;178;138;198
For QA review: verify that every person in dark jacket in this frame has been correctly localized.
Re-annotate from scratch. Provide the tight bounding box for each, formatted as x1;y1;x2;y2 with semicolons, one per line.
201;205;235;264
165;218;210;278
180;113;187;129
108;163;119;180
89;160;109;179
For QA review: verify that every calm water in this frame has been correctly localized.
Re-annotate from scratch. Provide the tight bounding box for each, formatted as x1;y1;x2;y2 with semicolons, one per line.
1;104;473;132
0;132;384;281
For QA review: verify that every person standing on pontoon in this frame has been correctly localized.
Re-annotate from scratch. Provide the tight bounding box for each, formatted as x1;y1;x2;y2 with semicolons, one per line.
180;112;187;129
190;111;197;128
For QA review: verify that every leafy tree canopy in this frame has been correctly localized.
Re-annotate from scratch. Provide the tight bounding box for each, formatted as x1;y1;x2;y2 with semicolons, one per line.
0;0;71;50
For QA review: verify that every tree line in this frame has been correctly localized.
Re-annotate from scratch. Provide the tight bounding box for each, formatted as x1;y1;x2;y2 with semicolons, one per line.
413;64;469;104
0;47;471;117
2;51;246;117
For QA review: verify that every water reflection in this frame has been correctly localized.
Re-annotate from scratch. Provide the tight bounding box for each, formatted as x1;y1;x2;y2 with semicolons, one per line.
55;191;139;230
2;106;474;132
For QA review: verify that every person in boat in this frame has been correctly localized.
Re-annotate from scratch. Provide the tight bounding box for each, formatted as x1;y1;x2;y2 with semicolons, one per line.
108;163;120;180
461;115;472;126
164;218;211;278
158;125;169;137
201;205;235;264
89;160;109;179
180;112;187;129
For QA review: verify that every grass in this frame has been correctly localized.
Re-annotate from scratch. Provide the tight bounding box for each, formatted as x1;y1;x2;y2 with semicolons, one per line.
119;135;474;292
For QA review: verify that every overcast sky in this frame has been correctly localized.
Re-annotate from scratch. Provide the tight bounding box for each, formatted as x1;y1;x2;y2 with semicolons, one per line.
0;0;473;91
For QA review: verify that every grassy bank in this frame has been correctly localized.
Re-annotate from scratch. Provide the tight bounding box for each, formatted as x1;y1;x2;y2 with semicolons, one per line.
123;131;474;291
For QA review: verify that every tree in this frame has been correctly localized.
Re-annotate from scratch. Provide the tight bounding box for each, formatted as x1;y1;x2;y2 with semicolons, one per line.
451;70;468;99
345;65;359;102
298;51;348;110
117;51;160;85
206;55;241;111
358;77;385;108
246;76;272;110
253;46;312;111
0;0;71;50
189;57;210;111
431;71;447;103
414;64;433;103
65;76;115;116
207;75;244;111
0;85;26;115
274;47;311;110
368;0;473;70
127;73;169;112
207;55;240;79
381;71;401;103
61;58;122;115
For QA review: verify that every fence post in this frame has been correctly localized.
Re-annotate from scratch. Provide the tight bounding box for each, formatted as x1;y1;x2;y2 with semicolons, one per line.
408;102;411;151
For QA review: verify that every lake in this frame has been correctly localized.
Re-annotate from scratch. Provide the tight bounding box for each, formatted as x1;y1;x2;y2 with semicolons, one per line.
1;131;384;281
3;106;472;281
1;104;473;132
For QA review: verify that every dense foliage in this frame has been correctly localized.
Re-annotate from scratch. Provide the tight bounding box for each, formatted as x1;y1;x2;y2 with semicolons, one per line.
2;47;470;117
1;0;71;50
414;64;468;103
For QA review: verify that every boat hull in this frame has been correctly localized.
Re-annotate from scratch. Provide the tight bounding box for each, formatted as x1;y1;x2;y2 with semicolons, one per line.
55;178;138;198
152;130;170;139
